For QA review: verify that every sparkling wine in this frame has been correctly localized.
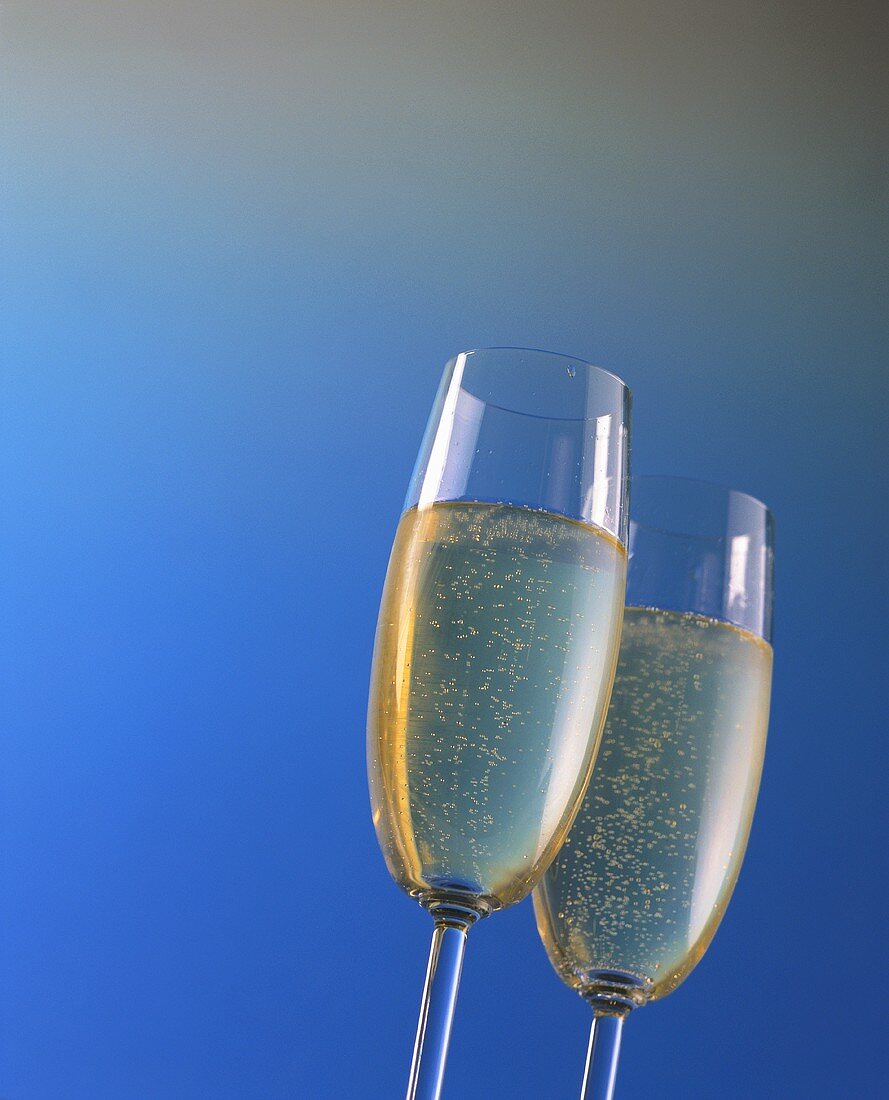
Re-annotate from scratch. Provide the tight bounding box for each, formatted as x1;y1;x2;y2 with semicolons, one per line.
368;500;626;910
534;606;772;1001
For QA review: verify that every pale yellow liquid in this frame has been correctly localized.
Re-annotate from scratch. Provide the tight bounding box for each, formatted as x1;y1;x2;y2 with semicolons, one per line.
534;607;772;1001
367;501;626;910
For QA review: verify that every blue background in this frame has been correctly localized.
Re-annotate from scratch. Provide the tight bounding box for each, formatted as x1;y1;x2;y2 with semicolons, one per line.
1;2;885;1097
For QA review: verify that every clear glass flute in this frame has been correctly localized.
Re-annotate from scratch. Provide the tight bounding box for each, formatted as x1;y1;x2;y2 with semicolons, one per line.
534;476;774;1099
367;349;631;1100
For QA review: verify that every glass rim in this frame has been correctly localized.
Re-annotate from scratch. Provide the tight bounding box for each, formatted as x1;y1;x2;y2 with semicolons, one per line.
631;474;773;523
628;473;774;643
456;346;632;403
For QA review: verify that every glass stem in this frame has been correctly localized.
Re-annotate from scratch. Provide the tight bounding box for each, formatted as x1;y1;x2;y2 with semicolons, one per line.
579;1012;624;1100
405;910;473;1100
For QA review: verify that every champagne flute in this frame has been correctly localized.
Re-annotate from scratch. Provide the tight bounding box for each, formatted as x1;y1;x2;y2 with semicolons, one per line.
533;475;774;1099
367;348;631;1100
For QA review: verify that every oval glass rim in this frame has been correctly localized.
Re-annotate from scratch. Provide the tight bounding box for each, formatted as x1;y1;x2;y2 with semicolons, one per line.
630;473;772;521
454;347;631;419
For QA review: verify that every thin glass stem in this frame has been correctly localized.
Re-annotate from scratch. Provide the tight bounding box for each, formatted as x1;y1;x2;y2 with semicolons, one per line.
405;918;469;1100
579;1013;624;1100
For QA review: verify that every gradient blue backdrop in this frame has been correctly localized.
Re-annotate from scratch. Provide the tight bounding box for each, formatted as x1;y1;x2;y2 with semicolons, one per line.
1;3;885;1097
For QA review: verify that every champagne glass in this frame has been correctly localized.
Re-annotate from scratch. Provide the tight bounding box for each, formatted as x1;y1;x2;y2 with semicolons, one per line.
533;476;774;1099
367;348;631;1100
